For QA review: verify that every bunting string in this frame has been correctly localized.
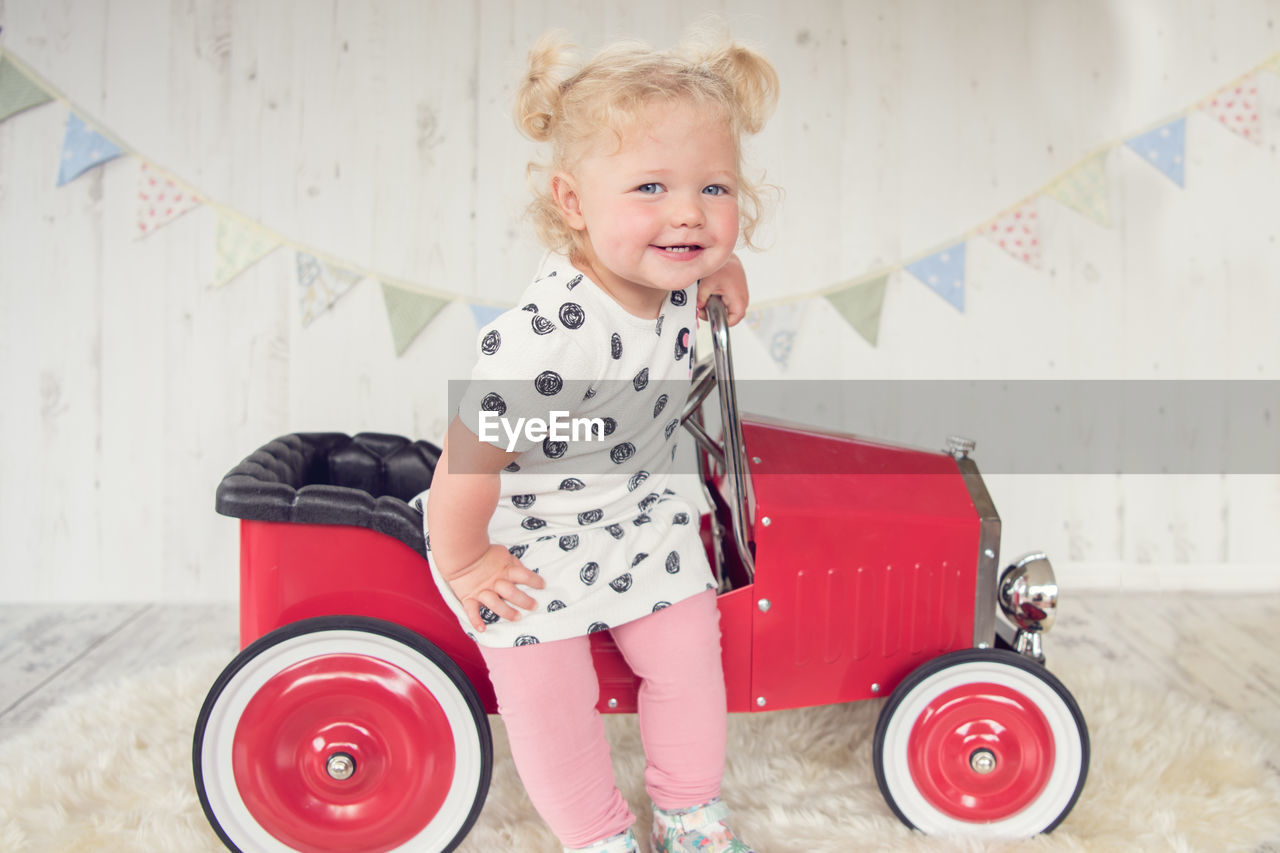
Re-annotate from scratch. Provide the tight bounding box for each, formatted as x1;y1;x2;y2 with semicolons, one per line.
2;43;1278;359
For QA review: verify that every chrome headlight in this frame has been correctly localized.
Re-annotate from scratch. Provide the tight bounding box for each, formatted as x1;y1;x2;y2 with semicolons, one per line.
998;552;1057;635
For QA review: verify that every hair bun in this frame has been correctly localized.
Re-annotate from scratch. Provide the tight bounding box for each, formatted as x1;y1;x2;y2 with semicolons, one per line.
515;32;577;141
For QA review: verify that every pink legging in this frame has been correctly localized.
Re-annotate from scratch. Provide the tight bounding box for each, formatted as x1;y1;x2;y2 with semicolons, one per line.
479;590;726;848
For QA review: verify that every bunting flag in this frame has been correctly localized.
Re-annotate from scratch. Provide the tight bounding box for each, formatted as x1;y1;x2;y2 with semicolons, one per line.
982;201;1043;269
380;282;449;356
2;43;1276;356
135;162;201;238
214;214;279;287
906;244;967;312
824;274;888;346
56;112;124;186
1045;151;1112;228
1200;76;1262;144
745;301;810;368
1125;118;1187;187
297;251;363;326
469;303;505;331
0;55;51;122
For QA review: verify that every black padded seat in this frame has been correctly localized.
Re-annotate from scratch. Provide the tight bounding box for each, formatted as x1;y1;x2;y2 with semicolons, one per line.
215;432;440;554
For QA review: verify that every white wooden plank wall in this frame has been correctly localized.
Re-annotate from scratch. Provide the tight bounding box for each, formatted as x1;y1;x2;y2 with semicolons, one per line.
0;0;1278;602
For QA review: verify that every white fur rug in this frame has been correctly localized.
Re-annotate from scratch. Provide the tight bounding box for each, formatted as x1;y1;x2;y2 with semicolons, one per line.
1;651;1278;853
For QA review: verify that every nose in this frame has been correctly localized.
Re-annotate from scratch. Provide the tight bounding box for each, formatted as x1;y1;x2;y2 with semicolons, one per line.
669;191;705;229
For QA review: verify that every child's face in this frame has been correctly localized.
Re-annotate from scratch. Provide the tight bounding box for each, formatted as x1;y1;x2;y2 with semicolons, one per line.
555;100;739;317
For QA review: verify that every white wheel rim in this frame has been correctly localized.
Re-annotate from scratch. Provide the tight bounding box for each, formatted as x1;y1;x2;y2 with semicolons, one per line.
881;659;1083;838
199;629;484;852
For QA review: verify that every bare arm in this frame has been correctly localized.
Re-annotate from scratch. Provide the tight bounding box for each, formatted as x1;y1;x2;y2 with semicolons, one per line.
427;416;545;632
696;253;750;326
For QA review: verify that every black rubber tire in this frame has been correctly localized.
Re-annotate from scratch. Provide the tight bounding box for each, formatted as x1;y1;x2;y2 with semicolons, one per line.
873;647;1089;838
193;615;492;852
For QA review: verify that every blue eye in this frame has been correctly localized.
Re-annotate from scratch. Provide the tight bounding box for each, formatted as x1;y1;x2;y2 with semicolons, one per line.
703;184;730;196
637;183;663;194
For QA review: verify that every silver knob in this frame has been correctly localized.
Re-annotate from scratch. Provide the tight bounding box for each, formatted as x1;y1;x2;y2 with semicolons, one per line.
946;435;976;458
326;752;356;781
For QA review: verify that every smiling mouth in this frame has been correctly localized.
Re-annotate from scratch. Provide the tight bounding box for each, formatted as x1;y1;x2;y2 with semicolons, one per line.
657;245;702;254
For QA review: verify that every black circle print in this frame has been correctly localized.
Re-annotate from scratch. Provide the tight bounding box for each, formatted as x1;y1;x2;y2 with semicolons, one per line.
521;517;546;531
655;314;664;337
559;302;585;329
653;394;668;419
631;552;649;567
665;551;680;574
638;493;659;512
664;419;679;440
481;329;501;355
606;524;624;540
522;303;538;312
674;327;690;361
610;442;636;464
672;512;690;526
670;290;687;306
609;573;633;593
653;601;671;612
504;461;521;473
627;470;650;492
508;544;528;559
560;478;586;491
611;333;623;359
480;392;507;417
511;494;536;509
514;635;540;646
534;370;563;396
632;514;651;526
479;606;500;625
543;438;567;459
547;600;566;612
565;273;582;290
599;417;616;437
633;368;649;391
588;622;609;634
558;535;579;552
531;314;556;335
579;562;600;585
578;508;604;525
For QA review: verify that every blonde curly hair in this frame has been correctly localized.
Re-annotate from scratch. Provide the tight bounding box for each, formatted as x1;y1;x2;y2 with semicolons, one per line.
514;28;779;258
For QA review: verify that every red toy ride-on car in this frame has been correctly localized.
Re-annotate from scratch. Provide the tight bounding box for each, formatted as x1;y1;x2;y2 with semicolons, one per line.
193;298;1088;852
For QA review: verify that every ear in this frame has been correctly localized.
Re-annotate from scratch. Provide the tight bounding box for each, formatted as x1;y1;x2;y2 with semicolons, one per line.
550;171;587;231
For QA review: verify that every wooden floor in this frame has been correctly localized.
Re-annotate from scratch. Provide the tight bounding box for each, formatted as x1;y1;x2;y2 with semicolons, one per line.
2;592;1279;748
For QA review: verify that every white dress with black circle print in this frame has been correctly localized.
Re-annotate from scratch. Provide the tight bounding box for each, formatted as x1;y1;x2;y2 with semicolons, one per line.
421;253;714;648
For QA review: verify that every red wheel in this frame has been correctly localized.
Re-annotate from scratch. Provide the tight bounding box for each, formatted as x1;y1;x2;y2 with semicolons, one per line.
194;617;491;852
873;649;1088;838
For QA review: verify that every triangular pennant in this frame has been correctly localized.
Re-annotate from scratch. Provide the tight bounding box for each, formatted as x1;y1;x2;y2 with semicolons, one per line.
981;201;1043;269
297;252;363;326
906;243;967;312
0;55;52;122
745;301;811;368
135;162;201;238
825;274;889;346
1199;75;1262;144
469;303;505;330
214;214;278;287
57;112;125;186
1046;151;1111;228
1125;117;1187;187
380;282;449;356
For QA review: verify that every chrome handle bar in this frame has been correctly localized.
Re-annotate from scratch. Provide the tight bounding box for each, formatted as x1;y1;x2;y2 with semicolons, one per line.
679;296;755;583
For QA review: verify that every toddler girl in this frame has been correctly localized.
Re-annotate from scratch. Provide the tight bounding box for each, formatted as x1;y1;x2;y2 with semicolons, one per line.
424;28;777;853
